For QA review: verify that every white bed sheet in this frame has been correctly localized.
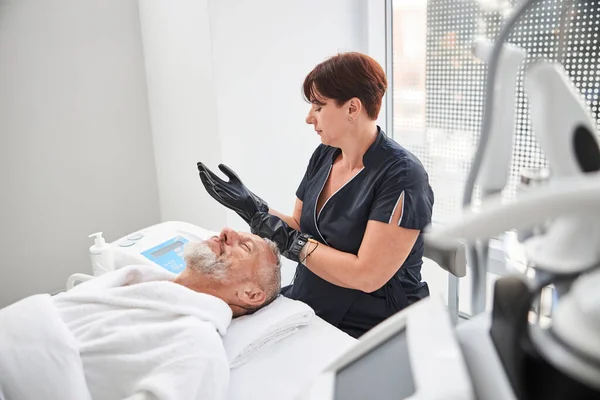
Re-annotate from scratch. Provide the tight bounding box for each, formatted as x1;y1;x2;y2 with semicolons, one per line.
228;317;357;400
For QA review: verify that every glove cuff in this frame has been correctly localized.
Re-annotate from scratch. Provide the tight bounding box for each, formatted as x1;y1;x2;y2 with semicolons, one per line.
284;233;312;262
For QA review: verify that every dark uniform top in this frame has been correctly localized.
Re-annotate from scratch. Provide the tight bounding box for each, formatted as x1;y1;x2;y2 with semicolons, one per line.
281;127;434;338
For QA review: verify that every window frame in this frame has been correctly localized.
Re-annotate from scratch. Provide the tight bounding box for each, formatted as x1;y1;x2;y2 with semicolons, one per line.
365;0;393;136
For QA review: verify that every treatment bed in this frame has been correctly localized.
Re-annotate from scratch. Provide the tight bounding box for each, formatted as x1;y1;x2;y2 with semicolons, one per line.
228;316;356;400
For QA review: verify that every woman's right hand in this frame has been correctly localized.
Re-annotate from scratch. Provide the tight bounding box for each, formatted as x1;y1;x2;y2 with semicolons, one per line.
196;162;269;224
250;211;313;262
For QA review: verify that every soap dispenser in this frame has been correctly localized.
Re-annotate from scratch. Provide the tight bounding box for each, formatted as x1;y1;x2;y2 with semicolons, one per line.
89;232;115;276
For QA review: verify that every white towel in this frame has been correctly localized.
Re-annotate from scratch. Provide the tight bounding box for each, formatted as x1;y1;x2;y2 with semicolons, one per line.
53;265;232;400
0;294;92;400
223;296;315;368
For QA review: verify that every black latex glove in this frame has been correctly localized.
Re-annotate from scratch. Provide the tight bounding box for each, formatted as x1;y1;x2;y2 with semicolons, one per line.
250;212;313;262
197;163;269;224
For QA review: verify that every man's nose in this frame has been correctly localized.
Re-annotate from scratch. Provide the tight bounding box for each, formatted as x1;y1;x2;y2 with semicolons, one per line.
220;227;240;245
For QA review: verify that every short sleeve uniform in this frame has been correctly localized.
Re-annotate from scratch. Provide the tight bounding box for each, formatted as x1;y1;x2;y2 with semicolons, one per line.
283;127;434;338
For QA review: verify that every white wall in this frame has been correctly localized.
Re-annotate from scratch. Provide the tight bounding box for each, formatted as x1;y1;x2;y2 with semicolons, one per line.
0;0;160;306
209;0;368;228
139;0;369;232
208;0;369;282
138;0;226;232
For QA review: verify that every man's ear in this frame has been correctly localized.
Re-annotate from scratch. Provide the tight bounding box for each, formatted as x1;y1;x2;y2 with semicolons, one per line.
238;284;266;308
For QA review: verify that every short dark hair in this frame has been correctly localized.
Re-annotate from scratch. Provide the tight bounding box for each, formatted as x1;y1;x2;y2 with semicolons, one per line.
302;52;388;120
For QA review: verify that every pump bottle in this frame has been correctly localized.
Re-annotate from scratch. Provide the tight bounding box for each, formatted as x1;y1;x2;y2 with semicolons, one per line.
89;232;115;276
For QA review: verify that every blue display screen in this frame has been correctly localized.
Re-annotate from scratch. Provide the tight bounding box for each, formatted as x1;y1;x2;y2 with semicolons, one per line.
141;236;189;273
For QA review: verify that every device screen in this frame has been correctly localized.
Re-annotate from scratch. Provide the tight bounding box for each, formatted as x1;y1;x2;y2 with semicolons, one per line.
334;328;416;400
141;236;189;273
151;241;185;257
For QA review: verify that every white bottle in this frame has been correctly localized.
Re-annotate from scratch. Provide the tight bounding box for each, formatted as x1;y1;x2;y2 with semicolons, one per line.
89;232;115;276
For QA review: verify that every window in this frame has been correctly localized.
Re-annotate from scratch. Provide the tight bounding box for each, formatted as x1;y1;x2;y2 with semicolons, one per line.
385;0;600;316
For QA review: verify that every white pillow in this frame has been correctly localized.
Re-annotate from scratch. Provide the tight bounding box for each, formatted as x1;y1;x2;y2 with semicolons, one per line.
223;296;315;368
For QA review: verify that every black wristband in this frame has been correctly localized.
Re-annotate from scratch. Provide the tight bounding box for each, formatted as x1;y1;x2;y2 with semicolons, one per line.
285;233;313;262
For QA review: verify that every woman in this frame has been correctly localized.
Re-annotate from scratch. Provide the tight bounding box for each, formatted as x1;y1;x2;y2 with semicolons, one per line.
198;52;434;338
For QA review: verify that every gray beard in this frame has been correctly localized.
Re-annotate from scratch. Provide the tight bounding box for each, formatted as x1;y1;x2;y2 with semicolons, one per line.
183;241;230;281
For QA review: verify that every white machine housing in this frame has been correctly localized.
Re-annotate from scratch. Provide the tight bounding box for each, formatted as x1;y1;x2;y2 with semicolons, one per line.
473;39;526;193
297;297;474;400
523;61;600;273
109;221;217;272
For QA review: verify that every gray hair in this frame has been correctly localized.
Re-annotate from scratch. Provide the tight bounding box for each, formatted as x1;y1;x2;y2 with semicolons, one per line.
254;238;282;309
183;241;230;280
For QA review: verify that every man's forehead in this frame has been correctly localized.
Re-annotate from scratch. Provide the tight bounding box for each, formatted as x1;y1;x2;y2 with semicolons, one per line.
240;232;267;249
247;233;276;260
239;231;259;241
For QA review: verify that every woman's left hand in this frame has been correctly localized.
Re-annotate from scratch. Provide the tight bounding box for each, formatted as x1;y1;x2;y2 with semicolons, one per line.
197;163;269;224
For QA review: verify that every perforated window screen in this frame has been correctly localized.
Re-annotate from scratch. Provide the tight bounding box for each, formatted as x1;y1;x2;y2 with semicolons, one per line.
391;0;600;224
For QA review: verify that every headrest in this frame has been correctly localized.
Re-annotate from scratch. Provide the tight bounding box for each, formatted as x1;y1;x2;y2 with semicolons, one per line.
223;296;315;368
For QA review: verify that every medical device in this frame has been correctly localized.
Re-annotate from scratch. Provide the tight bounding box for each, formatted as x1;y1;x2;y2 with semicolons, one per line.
473;39;526;195
298;296;474;400
109;221;215;273
459;38;528;316
425;173;600;398
425;57;600;397
427;3;600;399
67;221;216;289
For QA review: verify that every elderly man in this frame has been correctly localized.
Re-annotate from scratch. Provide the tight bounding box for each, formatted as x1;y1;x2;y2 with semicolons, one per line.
0;228;281;400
